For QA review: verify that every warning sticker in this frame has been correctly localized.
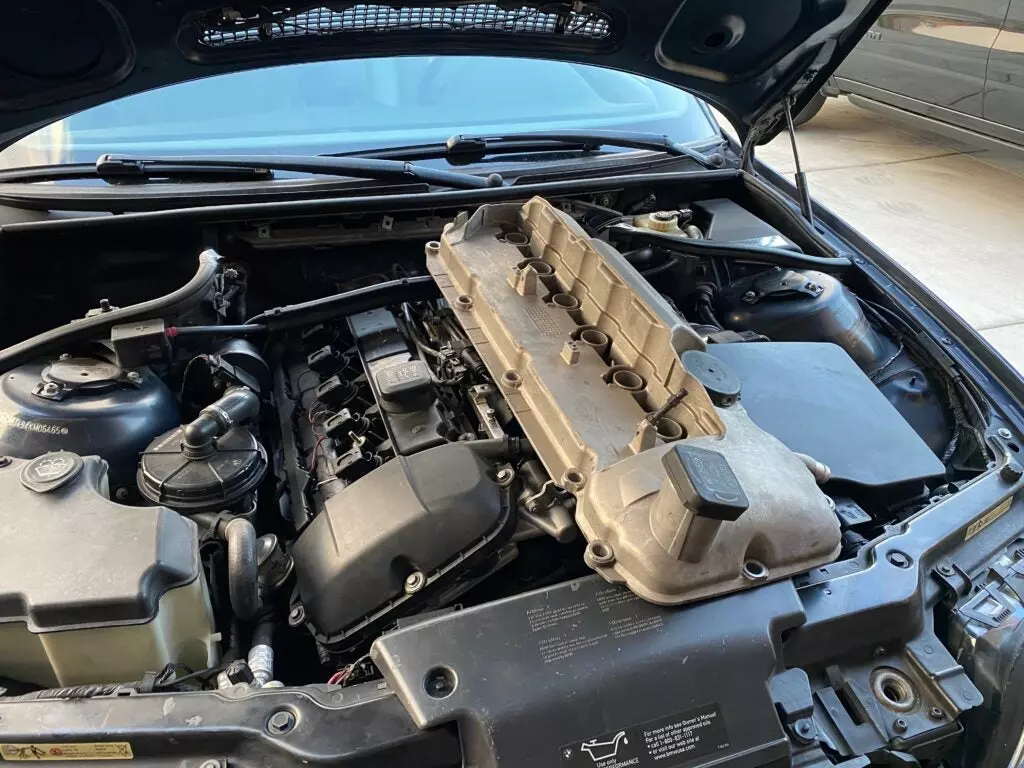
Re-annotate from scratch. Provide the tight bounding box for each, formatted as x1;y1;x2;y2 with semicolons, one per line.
560;703;729;768
965;497;1013;540
1;743;133;761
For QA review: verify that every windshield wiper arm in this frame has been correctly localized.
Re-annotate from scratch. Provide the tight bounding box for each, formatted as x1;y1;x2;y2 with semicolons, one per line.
95;154;504;189
335;130;725;169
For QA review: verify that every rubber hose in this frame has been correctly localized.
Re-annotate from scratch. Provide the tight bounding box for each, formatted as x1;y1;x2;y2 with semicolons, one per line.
463;436;535;461
224;518;261;621
245;276;440;331
619;230;852;273
171;324;267;337
0;250;222;372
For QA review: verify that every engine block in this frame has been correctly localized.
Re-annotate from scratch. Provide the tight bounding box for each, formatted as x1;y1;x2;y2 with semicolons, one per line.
427;197;841;604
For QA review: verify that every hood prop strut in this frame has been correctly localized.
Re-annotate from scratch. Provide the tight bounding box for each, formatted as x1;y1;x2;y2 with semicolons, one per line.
785;97;815;228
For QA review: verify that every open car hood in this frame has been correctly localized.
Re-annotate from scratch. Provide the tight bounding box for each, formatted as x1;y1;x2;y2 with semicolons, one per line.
0;0;887;150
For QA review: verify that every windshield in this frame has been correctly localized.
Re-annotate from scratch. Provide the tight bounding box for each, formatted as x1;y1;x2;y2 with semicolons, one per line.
0;56;719;169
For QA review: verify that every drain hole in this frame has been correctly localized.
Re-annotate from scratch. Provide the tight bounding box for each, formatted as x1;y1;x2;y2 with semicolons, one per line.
424;667;457;699
742;559;767;580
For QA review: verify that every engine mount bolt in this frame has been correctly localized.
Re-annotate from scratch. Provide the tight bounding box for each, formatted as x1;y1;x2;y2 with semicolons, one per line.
287;606;305;627
929;707;944;720
887;551;912;569
1000;461;1023;483
893;718;908;734
267;710;296;735
998;427;1013;440
404;571;426;594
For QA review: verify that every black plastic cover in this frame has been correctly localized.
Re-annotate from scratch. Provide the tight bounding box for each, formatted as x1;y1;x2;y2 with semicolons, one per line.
0;453;198;632
137;425;267;511
293;442;504;640
662;444;748;521
708;342;945;499
373;575;804;768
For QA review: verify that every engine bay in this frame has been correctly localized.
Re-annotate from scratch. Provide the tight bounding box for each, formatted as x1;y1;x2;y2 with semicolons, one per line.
0;184;1017;768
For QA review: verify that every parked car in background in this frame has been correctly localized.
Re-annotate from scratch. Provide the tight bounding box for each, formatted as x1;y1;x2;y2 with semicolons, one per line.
797;0;1024;150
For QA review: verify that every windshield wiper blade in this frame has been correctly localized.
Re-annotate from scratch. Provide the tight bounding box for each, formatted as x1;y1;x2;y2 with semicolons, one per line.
336;130;725;169
95;154;504;189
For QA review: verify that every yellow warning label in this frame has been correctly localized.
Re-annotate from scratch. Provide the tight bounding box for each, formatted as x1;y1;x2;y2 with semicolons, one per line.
0;743;133;761
965;497;1013;541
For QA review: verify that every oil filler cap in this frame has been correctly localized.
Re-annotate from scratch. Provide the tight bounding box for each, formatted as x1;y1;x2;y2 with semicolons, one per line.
20;451;83;493
682;350;741;406
662;444;748;521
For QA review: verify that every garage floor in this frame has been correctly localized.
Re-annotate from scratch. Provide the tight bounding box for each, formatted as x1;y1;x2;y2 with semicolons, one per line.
755;97;1024;374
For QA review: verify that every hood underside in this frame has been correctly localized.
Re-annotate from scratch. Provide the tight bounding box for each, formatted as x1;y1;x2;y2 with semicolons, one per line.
0;0;886;150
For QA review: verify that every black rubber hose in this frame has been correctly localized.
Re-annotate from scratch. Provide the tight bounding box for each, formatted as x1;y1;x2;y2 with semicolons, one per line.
171;324;267;337
191;513;261;621
463;436;536;461
617;230;853;273
182;387;260;450
246;276;440;331
0;250;222;372
224;518;261;622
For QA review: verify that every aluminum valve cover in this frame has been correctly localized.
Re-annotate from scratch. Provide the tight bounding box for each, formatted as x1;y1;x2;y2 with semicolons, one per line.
427;197;841;604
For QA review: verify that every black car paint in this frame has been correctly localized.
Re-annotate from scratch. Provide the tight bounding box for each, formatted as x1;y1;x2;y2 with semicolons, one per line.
829;0;1024;149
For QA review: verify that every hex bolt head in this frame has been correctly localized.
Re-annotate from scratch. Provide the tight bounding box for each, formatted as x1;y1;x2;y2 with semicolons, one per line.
267;710;296;735
125;371;142;385
998;427;1013;440
1000;461;1023;483
929;707;944;720
287;606;305;627
937;564;955;577
404;571;426;594
495;467;515;487
887;551;912;568
893;718;908;734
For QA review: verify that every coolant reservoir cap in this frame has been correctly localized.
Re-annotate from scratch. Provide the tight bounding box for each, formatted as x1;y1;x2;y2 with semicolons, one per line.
682;350;741;406
20;450;83;493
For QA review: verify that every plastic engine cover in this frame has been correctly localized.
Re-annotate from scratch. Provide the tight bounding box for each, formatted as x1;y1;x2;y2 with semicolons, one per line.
292;442;507;646
428;197;841;605
0;452;216;686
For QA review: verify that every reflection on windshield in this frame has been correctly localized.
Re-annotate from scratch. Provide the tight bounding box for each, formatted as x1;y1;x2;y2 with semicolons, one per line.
0;56;717;169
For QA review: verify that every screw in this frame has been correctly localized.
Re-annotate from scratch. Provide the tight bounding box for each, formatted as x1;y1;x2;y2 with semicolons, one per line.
114;487;130;502
854;256;866;265
267;710;296;735
937;564;955;577
998;428;1013;440
288;606;305;627
484;408;497;421
793;718;815;743
929;707;944;720
404;571;426;594
887;551;912;568
893;718;908;734
743;290;757;301
58;353;71;361
125;371;142;384
43;382;60;394
198;761;221;768
1001;461;1023;483
0;456;9;468
496;467;515;487
941;337;953;346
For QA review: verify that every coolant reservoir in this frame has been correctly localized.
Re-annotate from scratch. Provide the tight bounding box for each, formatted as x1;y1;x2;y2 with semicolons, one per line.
0;452;217;687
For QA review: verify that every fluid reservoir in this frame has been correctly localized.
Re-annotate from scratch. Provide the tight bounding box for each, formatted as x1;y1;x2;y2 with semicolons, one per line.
0;452;217;687
0;354;179;493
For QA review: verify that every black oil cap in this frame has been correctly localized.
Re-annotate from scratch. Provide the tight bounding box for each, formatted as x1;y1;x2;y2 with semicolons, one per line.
662;444;748;521
375;360;434;414
682;350;741;406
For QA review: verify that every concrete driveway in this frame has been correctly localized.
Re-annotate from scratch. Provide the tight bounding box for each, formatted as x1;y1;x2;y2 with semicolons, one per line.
755;97;1024;374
